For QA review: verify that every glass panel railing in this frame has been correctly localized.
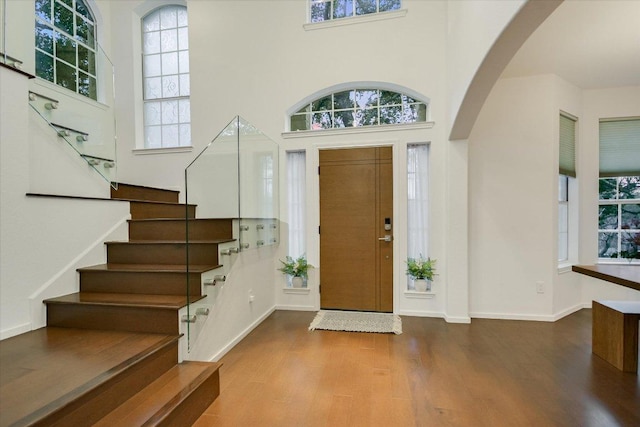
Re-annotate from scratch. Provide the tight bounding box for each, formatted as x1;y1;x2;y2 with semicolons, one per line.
184;116;279;350
28;43;117;188
238;118;280;250
0;0;28;71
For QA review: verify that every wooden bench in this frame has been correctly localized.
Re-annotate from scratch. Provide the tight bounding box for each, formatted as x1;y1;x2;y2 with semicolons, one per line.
592;300;640;372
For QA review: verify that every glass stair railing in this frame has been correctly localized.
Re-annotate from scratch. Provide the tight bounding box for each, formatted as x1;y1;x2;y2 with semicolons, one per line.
184;116;280;350
0;0;23;70
27;43;117;188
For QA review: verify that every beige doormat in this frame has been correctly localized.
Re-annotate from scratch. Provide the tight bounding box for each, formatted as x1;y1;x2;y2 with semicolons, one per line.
309;310;402;334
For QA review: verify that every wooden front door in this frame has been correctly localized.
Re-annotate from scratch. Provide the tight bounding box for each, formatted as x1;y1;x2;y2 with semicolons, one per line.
319;147;393;312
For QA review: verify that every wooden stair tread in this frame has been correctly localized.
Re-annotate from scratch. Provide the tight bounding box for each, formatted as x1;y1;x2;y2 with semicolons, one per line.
111;183;179;204
94;361;220;427
105;239;235;245
116;199;196;207
78;263;222;273
128;217;235;223
44;292;206;309
0;327;179;427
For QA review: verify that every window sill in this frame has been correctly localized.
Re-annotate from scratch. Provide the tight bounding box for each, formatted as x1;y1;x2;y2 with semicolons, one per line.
133;146;194;155
304;9;407;31
282;121;434;139
404;290;435;299
32;79;109;110
597;259;640;266
558;263;574;274
282;287;311;295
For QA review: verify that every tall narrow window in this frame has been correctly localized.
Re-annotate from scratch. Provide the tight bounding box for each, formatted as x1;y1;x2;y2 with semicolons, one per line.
407;144;429;287
558;175;569;262
598;119;640;261
142;5;191;148
35;0;97;100
287;151;306;259
558;113;576;263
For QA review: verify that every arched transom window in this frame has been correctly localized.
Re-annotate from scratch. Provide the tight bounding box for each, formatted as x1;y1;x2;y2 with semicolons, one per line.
290;88;427;131
310;0;401;23
35;0;97;99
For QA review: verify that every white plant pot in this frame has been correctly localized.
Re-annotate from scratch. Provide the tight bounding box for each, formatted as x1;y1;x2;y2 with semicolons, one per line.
292;276;304;288
414;279;430;292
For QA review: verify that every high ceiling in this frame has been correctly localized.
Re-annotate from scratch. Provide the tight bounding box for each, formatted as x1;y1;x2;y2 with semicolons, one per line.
501;0;640;89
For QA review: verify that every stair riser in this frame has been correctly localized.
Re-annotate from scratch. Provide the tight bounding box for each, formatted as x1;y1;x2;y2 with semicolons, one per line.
129;219;233;241
38;341;179;427
79;271;202;296
106;243;219;266
47;304;179;335
112;184;179;204
130;202;196;220
153;369;220;427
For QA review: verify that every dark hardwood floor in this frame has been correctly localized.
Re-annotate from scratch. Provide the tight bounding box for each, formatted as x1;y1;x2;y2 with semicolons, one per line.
194;309;640;427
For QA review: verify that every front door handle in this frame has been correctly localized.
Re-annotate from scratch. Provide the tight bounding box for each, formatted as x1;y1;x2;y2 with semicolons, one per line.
378;235;393;242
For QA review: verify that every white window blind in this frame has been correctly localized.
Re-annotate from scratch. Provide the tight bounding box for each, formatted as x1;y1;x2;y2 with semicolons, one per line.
407;144;429;258
599;118;640;177
559;113;576;177
287;151;306;258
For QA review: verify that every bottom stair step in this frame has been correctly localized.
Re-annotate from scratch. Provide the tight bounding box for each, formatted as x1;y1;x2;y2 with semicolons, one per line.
0;327;180;427
94;361;221;427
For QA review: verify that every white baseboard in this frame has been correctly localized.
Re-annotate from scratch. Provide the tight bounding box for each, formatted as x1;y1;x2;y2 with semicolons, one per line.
0;322;31;340
207;306;276;362
469;303;590;322
551;303;590;321
275;304;317;311
445;315;472;324
470;312;556;322
397;310;445;318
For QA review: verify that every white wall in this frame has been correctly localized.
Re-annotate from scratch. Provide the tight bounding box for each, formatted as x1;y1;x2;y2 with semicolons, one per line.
446;0;526;131
108;0;463;320
0;66;130;339
469;74;557;319
187;245;278;362
579;86;640;304
468;74;640;321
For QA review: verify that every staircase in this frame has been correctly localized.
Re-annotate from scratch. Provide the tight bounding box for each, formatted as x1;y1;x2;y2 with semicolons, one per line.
1;183;230;427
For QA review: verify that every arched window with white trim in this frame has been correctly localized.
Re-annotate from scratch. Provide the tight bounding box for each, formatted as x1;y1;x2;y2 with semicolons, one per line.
141;5;191;148
310;0;401;23
35;0;97;99
290;87;428;131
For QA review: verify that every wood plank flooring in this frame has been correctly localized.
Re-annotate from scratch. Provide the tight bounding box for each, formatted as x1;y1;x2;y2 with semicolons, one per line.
194;310;640;427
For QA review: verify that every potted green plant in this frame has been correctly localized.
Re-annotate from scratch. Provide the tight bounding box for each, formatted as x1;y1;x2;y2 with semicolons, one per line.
278;255;313;288
406;255;436;292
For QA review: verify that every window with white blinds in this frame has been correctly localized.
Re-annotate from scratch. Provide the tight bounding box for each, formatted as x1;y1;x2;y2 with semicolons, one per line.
598;118;640;261
599;118;640;177
559;113;576;177
287;151;306;259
